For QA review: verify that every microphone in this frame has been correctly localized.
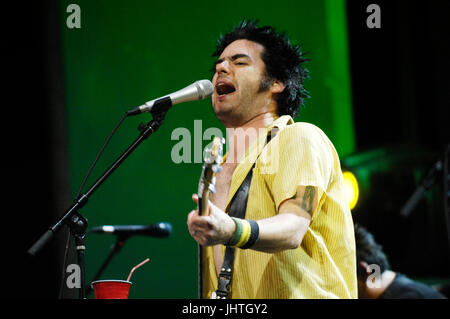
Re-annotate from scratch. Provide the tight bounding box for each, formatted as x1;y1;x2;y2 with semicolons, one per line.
127;79;214;116
90;222;172;238
400;159;443;218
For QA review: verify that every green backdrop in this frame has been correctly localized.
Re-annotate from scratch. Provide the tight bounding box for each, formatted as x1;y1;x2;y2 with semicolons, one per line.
61;0;355;298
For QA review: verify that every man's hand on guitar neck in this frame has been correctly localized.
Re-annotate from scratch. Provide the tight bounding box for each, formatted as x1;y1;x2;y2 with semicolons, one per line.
187;194;236;246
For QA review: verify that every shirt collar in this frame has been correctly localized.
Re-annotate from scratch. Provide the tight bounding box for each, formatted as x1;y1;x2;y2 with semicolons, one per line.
267;114;294;132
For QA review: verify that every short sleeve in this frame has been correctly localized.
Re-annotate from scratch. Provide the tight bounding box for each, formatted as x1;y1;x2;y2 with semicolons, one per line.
259;122;334;216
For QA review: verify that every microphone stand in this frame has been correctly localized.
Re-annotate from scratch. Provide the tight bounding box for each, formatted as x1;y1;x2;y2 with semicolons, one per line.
400;155;443;218
85;236;127;297
27;97;172;299
400;144;450;255
69;213;88;299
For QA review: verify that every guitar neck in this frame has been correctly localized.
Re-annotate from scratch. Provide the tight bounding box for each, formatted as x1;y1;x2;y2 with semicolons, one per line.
197;190;210;298
198;190;210;216
197;136;224;298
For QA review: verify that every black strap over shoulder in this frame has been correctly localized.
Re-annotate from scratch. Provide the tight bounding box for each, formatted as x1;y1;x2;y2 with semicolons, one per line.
214;132;274;299
214;162;255;299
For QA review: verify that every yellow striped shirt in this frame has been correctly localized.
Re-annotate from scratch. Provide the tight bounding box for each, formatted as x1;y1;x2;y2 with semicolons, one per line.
203;115;357;299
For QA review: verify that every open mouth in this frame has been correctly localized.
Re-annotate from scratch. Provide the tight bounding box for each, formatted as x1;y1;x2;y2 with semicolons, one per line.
216;82;236;96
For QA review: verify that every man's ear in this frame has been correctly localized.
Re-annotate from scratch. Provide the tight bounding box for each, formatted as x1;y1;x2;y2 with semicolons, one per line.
270;80;285;94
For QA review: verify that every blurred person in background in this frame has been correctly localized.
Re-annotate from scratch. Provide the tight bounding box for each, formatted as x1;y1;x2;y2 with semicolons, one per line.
355;223;446;299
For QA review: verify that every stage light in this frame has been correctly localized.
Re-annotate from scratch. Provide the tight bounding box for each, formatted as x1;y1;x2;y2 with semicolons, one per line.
343;171;359;210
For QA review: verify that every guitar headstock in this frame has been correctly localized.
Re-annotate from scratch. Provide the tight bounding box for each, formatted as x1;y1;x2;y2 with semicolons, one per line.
203;136;224;171
197;137;225;208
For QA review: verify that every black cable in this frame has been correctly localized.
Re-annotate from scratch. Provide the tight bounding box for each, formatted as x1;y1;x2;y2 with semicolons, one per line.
58;230;71;299
58;111;129;299
76;112;128;199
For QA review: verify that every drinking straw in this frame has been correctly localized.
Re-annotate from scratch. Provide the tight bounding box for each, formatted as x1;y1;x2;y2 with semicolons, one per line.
126;258;150;282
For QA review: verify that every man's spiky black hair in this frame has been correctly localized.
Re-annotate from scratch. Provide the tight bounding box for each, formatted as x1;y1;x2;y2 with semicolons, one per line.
212;19;310;118
354;224;391;278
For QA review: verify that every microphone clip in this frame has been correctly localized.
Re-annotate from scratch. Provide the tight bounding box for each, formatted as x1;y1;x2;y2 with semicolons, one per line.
127;96;173;118
149;96;172;117
135;97;172;135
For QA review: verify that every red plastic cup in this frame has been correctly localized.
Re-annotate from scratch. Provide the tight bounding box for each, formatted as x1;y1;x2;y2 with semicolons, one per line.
91;280;132;299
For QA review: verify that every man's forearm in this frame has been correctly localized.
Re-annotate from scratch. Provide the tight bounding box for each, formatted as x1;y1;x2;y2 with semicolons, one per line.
249;212;310;253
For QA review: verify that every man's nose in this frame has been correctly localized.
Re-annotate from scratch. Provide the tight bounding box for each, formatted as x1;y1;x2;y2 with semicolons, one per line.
215;60;230;74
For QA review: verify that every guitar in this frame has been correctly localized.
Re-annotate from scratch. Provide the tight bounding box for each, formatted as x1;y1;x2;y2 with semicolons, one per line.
197;136;224;298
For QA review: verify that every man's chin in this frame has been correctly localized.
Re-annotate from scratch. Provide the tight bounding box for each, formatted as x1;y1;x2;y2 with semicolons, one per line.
213;108;232;123
212;102;232;118
213;108;246;128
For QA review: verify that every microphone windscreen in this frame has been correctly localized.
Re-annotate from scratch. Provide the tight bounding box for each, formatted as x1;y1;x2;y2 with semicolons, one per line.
196;80;214;98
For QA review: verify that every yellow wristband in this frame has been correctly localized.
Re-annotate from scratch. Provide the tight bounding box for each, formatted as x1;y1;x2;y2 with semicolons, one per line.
236;219;251;248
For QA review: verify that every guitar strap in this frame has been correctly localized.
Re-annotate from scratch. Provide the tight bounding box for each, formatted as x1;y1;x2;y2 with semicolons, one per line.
214;131;275;299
